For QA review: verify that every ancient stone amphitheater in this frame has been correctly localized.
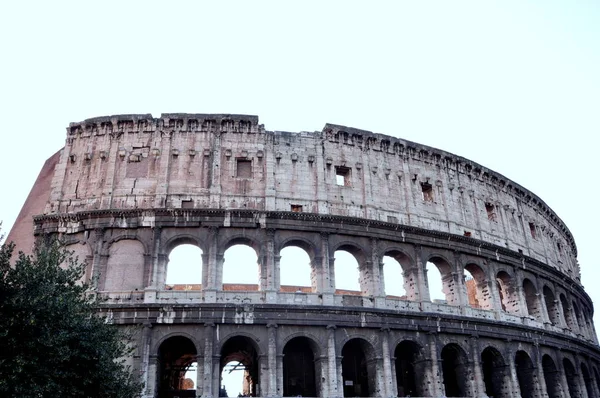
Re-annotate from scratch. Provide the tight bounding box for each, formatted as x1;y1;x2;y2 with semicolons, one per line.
9;114;600;397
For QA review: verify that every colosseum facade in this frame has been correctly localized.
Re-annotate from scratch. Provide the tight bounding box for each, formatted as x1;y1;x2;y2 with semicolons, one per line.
8;113;600;397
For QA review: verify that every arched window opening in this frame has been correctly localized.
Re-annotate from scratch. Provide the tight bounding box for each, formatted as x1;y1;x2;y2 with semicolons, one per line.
481;347;510;398
220;336;259;397
334;250;361;293
581;363;594;398
441;344;468;397
515;350;536;398
223;244;259;291
165;244;203;290
279;246;313;293
221;361;245;398
563;358;582;398
157;336;197;398
496;271;519;314
394;341;423;397
542;355;562;398
427;258;453;304
382;255;407;298
282;337;319;397
523;279;542;321
341;338;376;397
560;294;577;330
593;367;600;396
464;263;492;310
542;286;560;325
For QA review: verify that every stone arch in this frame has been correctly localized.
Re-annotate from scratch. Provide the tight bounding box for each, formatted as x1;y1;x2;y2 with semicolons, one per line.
515;350;537;398
219;334;262;397
543;285;561;325
464;262;493;310
542;354;562;398
164;242;204;289
103;234;150;256
278;238;316;292
104;238;146;292
563;357;582;398
440;343;469;397
282;336;321;397
560;293;577;331
481;346;511;398
157;335;199;397
522;278;543;321
496;270;519;313
340;337;378;397
152;331;202;356
279;331;324;358
394;340;424;397
221;236;262;290
162;234;206;255
332;242;369;294
426;254;456;304
381;248;415;300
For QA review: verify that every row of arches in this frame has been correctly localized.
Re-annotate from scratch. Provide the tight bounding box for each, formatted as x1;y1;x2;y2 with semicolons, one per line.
155;332;600;397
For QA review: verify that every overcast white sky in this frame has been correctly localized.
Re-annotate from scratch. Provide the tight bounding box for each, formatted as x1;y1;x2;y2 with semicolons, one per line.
1;1;599;392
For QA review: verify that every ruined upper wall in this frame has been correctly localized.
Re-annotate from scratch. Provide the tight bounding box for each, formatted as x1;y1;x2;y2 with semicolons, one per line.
43;113;578;279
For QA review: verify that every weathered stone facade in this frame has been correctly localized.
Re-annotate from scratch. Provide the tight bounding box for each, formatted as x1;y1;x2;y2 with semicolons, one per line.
9;113;600;397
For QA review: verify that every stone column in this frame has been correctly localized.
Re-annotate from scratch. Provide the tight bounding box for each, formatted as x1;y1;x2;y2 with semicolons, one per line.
414;245;429;304
212;354;221;397
315;355;329;397
425;332;444;397
266;323;278;396
506;345;521;396
204;227;219;303
202;323;215;398
91;227;105;290
276;354;284;398
263;229;277;303
380;328;396;397
145;354;158;398
533;342;548;398
470;336;485;397
140;322;153;398
578;364;590;398
326;325;340;397
320;233;334;305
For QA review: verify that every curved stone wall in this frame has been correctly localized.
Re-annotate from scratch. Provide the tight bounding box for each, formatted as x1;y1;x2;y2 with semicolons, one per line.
19;114;600;397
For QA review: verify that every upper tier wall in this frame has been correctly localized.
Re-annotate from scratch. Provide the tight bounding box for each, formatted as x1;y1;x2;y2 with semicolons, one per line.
47;113;578;280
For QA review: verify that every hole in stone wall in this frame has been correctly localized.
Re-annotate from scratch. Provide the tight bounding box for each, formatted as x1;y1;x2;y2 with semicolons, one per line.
290;204;303;212
529;222;536;239
485;202;496;221
421;182;434;202
335;166;351;186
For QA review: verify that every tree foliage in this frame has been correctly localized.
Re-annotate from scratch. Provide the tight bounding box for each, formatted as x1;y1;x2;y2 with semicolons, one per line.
0;236;142;398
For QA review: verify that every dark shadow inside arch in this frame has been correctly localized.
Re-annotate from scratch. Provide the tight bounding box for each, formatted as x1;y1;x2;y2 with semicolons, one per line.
341;338;375;397
581;363;594;398
515;351;535;398
220;336;260;397
481;346;510;398
543;286;560;325
564;358;581;398
523;279;542;321
395;340;422;397
441;343;468;397
282;337;319;397
560;294;576;331
542;355;562;398
157;336;198;398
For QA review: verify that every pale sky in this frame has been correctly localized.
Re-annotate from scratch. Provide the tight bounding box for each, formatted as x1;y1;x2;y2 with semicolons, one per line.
1;1;599;394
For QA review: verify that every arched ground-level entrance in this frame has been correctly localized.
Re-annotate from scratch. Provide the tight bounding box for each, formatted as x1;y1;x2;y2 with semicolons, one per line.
157;336;198;398
282;336;319;397
394;340;422;397
341;338;376;397
220;336;260;397
481;346;511;398
441;344;468;397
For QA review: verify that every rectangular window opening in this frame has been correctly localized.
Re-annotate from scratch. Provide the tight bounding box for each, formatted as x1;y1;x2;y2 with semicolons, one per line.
485;203;497;221
335;166;351;187
291;204;303;213
529;222;536;239
421;182;434;202
236;159;252;178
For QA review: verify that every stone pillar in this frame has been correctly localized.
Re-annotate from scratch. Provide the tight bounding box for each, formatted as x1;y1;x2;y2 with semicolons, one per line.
202;323;215;398
326;325;340;397
533;342;548;398
450;270;465;307
320;233;334;305
390;355;398;397
538;289;551;324
145;354;158;398
263;229;277;303
506;345;521;396
470;336;485;397
140;323;153;398
578;365;590;398
315;355;329;397
276;354;284;398
414;245;429;303
204;227;219;303
516;284;529;317
91;227;105;290
266;323;278;397
212;354;221;397
425;332;444;397
380;328;396;397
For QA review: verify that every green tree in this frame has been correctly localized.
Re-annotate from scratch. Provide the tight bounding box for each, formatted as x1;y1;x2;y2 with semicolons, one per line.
0;235;142;398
